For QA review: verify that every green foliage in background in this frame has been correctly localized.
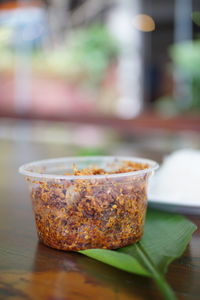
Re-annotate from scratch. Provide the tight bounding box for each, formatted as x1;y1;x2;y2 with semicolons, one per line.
155;11;200;113
170;41;200;77
192;11;200;27
0;24;118;87
62;24;119;84
77;147;105;157
170;40;200;110
80;209;196;300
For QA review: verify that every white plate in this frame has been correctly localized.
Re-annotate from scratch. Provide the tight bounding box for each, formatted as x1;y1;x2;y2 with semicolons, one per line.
148;194;200;214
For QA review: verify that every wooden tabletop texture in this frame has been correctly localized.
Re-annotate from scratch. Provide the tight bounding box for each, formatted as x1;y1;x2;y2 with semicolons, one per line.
0;139;200;300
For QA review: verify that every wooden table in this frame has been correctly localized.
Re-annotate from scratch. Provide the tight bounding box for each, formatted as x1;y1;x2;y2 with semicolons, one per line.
0;111;200;133
0;138;200;300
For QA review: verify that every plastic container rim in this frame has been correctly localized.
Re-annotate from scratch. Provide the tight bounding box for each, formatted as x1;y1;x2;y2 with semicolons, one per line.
19;156;159;180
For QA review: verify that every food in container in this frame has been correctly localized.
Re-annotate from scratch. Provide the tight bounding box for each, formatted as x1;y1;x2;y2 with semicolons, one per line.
19;156;158;251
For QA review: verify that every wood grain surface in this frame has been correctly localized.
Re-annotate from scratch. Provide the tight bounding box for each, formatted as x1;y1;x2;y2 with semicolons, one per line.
0;139;200;300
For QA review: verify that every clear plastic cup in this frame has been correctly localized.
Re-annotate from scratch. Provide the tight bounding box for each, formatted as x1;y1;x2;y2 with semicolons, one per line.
19;156;158;251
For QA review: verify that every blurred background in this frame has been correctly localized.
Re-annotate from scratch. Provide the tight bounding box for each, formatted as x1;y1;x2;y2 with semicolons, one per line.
1;3;200;299
0;0;200;166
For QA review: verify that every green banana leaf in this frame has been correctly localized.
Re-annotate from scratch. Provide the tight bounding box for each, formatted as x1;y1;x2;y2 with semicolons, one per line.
80;209;196;300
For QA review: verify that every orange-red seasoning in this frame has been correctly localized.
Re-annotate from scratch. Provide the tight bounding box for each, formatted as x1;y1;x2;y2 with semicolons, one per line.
31;161;149;251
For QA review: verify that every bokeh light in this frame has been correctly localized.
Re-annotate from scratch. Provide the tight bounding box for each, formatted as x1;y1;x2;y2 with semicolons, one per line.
133;14;156;32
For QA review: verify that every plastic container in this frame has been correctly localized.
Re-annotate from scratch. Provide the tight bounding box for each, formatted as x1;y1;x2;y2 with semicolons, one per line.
19;156;158;251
